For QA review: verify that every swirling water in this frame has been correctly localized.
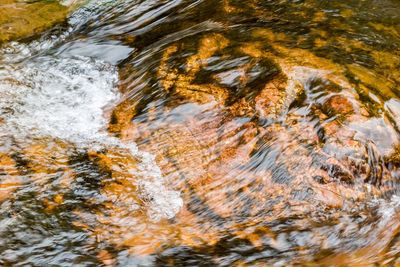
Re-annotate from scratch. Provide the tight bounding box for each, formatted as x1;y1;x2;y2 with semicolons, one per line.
0;0;400;266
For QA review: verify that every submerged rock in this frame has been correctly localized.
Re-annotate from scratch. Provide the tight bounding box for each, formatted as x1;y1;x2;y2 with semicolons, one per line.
89;30;400;264
0;0;69;43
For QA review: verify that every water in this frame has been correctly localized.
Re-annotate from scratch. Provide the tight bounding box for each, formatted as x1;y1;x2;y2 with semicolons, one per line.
0;0;400;266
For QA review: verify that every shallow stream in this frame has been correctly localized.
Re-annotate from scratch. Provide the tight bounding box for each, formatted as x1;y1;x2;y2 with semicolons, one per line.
1;0;400;266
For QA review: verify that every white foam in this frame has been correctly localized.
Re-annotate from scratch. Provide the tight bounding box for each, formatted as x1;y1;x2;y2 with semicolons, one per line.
0;56;119;142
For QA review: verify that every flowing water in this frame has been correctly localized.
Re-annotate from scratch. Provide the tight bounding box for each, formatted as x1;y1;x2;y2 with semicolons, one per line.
1;0;400;266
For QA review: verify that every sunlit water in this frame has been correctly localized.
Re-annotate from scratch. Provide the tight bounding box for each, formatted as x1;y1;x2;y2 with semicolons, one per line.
0;0;400;266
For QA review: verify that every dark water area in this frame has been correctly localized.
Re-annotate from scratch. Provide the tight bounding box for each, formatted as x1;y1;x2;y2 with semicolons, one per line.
1;0;400;266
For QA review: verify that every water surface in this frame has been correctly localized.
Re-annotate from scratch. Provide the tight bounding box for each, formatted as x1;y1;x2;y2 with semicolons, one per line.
1;0;400;266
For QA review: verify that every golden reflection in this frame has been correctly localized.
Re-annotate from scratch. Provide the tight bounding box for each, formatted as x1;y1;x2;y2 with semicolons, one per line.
0;153;22;202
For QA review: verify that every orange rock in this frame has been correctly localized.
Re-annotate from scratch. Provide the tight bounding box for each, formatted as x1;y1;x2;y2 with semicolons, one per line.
0;153;22;202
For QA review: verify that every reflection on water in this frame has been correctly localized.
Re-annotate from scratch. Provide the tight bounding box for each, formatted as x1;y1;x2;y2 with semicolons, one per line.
1;0;400;266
